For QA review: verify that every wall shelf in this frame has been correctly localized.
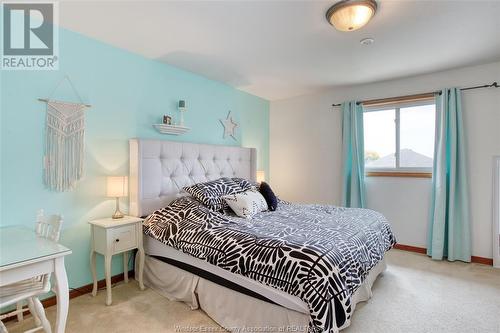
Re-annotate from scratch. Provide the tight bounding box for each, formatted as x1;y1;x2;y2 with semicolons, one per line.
153;124;190;135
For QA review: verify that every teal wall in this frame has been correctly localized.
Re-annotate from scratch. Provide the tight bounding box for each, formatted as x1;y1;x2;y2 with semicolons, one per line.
0;28;269;289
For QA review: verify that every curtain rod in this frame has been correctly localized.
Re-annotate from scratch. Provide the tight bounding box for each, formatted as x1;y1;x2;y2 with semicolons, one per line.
331;81;499;107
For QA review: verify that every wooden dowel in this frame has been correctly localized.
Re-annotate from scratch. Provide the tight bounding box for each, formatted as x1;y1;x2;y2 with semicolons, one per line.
38;98;91;108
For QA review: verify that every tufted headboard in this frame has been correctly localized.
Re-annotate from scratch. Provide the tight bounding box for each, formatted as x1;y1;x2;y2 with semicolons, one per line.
129;139;257;217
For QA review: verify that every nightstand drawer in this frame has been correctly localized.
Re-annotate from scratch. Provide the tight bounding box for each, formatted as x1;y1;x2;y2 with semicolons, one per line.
111;225;137;253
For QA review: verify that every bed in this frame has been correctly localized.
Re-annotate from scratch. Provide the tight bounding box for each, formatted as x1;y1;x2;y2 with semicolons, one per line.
129;139;395;333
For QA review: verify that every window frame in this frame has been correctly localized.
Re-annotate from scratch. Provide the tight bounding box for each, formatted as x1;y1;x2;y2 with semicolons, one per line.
363;99;435;178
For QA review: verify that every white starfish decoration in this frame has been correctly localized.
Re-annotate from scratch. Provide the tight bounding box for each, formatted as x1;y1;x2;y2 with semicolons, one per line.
220;111;238;140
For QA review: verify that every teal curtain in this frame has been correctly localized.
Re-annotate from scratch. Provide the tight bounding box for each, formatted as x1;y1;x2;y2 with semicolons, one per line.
341;101;366;208
427;88;471;262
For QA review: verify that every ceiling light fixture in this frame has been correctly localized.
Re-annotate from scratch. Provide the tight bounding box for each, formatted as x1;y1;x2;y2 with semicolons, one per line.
326;0;377;32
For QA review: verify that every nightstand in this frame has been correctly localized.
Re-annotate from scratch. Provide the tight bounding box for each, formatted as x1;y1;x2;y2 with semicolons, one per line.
89;216;145;305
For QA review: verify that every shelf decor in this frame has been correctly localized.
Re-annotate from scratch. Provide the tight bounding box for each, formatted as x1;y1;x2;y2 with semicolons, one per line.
153;123;190;135
220;110;238;141
163;115;172;125
178;100;187;126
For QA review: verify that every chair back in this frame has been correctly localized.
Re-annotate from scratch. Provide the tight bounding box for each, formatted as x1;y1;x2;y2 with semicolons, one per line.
36;209;63;242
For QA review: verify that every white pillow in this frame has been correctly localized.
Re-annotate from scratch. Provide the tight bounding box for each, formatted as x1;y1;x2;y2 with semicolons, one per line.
222;190;268;218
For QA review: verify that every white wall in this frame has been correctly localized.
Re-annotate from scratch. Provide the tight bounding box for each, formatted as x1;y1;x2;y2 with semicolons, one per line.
270;61;500;258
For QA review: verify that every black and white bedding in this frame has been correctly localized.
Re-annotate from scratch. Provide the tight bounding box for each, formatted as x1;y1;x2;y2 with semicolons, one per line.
144;196;396;333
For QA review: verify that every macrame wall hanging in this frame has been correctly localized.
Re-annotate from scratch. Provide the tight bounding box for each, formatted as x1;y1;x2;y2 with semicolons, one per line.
39;75;91;192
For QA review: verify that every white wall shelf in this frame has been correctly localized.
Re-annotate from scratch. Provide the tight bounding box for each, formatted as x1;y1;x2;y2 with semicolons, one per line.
153;124;190;135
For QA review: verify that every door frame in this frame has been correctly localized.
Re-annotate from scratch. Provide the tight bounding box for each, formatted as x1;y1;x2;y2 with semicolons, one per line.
493;156;500;268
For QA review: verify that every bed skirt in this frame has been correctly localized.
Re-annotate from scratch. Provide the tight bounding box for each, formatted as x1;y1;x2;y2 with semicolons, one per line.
139;255;387;332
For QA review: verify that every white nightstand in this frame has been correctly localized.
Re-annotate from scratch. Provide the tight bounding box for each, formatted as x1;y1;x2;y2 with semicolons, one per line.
89;216;145;305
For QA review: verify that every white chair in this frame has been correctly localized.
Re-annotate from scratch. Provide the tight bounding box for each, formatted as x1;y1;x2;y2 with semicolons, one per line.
0;210;63;333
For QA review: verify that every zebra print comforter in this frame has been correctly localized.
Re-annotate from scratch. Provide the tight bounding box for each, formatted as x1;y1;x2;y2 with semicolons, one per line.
144;196;396;333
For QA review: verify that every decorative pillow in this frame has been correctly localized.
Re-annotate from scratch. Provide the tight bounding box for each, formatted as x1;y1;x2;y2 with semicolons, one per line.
259;181;278;211
223;190;268;218
231;177;257;191
183;177;242;211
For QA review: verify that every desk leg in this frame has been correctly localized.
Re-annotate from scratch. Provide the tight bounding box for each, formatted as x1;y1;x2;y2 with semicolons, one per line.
54;257;69;333
137;247;145;291
16;302;23;322
33;297;52;333
90;250;97;296
104;254;112;306
123;251;129;283
27;298;41;326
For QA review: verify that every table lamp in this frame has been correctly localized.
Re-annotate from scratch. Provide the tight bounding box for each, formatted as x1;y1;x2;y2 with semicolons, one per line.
256;170;266;183
107;176;128;219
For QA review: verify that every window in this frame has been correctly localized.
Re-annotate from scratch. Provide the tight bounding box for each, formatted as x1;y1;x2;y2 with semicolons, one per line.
364;100;435;176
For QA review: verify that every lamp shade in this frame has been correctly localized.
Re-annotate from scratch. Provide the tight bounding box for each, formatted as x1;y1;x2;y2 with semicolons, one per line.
256;170;266;183
106;176;128;198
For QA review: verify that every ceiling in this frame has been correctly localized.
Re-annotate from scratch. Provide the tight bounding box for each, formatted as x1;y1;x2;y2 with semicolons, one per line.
59;1;500;101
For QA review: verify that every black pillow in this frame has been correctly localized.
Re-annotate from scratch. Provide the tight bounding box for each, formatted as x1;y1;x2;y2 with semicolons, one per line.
259;181;278;211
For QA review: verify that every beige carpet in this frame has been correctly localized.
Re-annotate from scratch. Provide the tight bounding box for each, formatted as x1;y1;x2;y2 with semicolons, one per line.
5;250;500;333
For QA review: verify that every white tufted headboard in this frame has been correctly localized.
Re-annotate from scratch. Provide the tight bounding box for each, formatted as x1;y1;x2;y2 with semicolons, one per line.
129;139;257;217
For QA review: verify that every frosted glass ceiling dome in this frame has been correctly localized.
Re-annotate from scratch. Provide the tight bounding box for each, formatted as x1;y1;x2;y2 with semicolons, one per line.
326;0;378;32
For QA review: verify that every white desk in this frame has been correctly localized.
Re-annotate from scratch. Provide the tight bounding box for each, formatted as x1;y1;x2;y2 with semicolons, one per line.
0;226;72;333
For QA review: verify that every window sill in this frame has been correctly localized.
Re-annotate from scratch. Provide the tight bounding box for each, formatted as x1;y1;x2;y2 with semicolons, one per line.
366;171;432;178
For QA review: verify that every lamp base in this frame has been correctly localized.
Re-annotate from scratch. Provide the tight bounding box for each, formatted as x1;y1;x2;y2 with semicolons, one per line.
112;197;125;219
112;211;124;219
